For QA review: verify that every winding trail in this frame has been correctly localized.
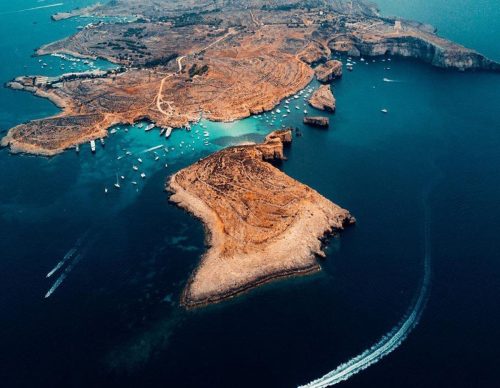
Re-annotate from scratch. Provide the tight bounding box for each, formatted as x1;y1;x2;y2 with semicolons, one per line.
154;30;235;117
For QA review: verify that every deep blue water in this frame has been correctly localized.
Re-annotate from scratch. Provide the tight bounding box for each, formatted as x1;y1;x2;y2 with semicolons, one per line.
0;1;499;387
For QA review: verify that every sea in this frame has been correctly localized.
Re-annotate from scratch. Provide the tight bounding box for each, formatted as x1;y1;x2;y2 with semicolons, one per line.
0;1;499;387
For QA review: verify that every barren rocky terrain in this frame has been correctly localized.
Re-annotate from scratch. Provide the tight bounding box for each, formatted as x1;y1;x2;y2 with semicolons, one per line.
168;129;355;308
2;0;499;155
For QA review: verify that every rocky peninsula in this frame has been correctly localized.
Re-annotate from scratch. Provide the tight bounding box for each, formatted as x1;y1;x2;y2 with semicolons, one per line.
168;129;355;308
2;0;500;156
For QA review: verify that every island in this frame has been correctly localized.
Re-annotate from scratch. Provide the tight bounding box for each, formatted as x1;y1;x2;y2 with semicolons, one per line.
168;129;355;308
2;0;499;155
304;116;330;127
309;85;336;112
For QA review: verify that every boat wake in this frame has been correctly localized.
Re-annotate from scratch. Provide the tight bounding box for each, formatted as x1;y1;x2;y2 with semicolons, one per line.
383;78;403;83
299;199;432;387
45;254;82;298
46;248;77;278
0;3;64;15
46;232;88;278
44;231;95;298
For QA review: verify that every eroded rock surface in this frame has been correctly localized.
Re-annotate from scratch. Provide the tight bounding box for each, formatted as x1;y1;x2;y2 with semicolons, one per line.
304;116;330;127
309;85;336;112
167;129;354;308
314;60;343;83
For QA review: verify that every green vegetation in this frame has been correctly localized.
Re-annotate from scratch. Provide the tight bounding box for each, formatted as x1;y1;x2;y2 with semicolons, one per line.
144;53;179;68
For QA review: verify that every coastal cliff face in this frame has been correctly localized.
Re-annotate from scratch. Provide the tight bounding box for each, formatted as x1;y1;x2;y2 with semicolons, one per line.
353;36;500;70
167;129;354;308
314;60;343;83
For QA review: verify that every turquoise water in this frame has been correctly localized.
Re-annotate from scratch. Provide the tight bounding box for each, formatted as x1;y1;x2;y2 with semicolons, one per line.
0;1;499;387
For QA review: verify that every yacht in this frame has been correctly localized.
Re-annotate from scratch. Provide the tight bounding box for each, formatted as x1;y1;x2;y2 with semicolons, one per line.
140;173;146;179
90;140;96;153
381;108;388;113
145;123;155;131
132;165;139;171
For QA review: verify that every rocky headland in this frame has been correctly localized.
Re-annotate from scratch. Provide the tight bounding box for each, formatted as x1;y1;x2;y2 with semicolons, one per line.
2;0;499;155
168;129;355;308
314;60;343;83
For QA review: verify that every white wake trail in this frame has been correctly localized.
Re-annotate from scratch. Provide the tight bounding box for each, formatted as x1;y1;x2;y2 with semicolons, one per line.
46;247;77;278
0;3;64;15
299;205;432;388
383;78;403;83
46;232;88;278
45;254;82;298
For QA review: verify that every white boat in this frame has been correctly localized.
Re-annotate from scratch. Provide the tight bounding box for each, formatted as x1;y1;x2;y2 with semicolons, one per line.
100;138;105;146
137;158;143;163
140;173;146;179
132;165;139;171
104;187;108;194
155;156;160;161
160;128;166;136
90;140;96;153
145;123;155;131
381;108;388;113
114;174;121;189
75;145;80;153
276;109;281;113
165;127;172;138
203;131;210;137
120;175;125;180
110;128;117;134
131;181;137;185
304;110;308;114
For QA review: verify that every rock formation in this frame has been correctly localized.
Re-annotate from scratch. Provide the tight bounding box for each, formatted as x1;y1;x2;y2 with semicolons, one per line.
308;85;336;112
314;60;343;83
167;129;354;308
304;116;330;128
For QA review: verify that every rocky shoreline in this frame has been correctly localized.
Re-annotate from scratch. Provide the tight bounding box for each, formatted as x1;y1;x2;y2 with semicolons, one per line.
168;129;355;308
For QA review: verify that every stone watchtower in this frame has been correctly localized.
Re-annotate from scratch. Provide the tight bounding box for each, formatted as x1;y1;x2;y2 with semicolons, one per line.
394;20;403;32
